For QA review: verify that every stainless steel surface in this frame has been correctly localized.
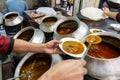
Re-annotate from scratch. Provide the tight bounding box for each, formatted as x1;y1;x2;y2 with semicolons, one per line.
0;12;3;25
53;20;88;40
85;32;120;80
107;0;120;8
81;44;91;59
0;60;2;80
14;53;62;80
39;15;58;33
3;12;23;26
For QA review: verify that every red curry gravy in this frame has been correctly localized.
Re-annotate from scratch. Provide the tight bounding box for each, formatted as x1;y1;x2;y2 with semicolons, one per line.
88;42;120;59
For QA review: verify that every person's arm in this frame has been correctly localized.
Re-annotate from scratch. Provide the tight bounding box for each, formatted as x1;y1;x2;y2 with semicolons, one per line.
103;7;119;20
13;39;62;54
38;59;87;80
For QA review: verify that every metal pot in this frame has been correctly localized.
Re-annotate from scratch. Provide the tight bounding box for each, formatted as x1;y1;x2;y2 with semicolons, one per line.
0;12;3;25
13;27;45;59
39;15;58;33
3;12;23;26
85;32;120;80
53;17;88;40
14;53;62;80
107;0;120;8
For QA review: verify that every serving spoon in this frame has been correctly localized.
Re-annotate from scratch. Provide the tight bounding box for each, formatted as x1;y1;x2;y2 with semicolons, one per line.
81;35;102;59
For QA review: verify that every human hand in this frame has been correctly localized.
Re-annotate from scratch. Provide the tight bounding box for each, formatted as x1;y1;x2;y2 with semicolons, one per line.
38;59;87;80
102;7;110;15
44;40;63;54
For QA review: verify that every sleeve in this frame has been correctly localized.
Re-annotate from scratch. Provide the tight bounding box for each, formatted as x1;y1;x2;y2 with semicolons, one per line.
116;13;120;23
0;36;14;54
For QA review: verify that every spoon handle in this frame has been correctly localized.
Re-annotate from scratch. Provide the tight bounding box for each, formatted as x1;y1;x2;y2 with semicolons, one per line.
81;44;91;59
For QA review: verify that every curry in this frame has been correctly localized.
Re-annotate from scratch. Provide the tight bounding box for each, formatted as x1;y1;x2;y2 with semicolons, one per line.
57;20;78;35
62;41;85;54
20;54;51;80
88;42;120;59
17;29;34;41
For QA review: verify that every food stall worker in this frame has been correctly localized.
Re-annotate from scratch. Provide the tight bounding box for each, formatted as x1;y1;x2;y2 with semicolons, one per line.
5;0;28;17
103;7;120;23
0;35;87;80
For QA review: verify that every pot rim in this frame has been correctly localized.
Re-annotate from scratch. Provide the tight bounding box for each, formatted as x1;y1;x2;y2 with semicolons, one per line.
86;32;120;60
14;53;63;80
54;17;80;36
14;26;35;41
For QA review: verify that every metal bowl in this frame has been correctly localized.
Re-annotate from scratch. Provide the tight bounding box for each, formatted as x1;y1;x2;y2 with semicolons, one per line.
3;12;23;26
14;53;62;80
13;27;45;59
85;32;120;80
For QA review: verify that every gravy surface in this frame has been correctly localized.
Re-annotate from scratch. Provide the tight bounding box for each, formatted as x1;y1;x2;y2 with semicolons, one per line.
88;42;120;59
62;41;85;54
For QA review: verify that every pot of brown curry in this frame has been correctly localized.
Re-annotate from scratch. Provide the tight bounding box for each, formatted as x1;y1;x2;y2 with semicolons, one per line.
85;32;120;80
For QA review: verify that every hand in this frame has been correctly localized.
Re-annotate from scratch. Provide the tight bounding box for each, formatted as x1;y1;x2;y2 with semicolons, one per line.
38;59;87;80
44;40;63;54
102;7;110;15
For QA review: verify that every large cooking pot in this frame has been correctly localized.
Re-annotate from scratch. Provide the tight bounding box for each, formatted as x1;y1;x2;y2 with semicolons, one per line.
14;53;62;80
3;12;23;26
85;32;120;80
53;17;88;40
106;0;120;8
13;27;45;59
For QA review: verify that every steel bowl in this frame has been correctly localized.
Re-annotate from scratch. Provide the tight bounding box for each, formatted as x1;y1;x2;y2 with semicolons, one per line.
3;12;23;26
13;26;45;59
14;53;62;80
85;32;120;80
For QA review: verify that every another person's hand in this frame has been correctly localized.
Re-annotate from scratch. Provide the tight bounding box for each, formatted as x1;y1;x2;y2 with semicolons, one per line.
44;40;63;54
102;7;119;19
102;7;110;15
38;59;87;80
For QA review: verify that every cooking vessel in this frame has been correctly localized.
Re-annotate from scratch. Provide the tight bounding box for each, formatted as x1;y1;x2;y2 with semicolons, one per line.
106;0;120;8
13;27;45;59
39;15;58;33
14;53;62;80
0;12;3;25
85;32;120;80
3;12;23;26
53;17;88;40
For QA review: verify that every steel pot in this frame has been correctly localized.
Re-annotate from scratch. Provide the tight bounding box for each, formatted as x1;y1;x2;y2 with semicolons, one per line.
14;53;62;80
39;15;58;33
53;17;88;40
0;12;3;25
3;12;23;26
106;0;120;8
85;32;120;80
13;27;45;59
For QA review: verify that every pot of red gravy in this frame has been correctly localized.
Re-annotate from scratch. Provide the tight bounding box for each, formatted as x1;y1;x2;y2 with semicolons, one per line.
85;32;120;80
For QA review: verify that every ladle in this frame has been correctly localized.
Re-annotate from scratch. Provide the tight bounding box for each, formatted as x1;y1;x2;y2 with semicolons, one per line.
81;35;102;59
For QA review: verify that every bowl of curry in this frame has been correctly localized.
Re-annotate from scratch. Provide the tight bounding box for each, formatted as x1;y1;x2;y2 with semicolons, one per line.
59;37;87;58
